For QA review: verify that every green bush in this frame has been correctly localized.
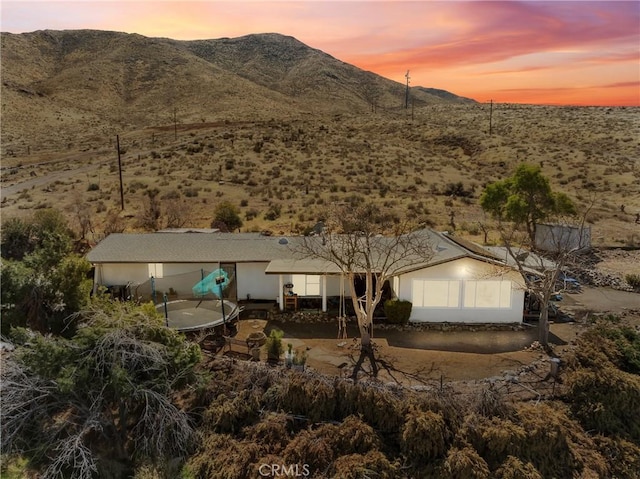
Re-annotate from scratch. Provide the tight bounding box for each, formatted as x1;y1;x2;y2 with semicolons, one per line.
383;299;412;325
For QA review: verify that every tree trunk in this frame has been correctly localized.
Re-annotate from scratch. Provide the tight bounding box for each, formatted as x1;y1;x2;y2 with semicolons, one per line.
539;303;550;346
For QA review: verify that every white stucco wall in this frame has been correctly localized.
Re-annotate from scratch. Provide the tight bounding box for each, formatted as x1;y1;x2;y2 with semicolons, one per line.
237;262;279;301
397;257;525;323
97;262;354;303
99;263;149;286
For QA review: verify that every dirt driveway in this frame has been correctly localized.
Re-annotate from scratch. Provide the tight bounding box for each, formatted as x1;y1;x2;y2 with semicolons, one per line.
234;318;572;386
229;287;639;386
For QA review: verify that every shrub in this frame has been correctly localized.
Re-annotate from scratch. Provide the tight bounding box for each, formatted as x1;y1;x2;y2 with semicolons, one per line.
87;182;99;191
331;451;397;478
204;390;261;434
264;204;282;221
242;413;291;454
401;409;449;463
440;446;490;479
282;429;334;471
565;366;640;442
212;201;243;231
625;273;640;289
383;299;412;325
461;414;526;469
493;456;542;479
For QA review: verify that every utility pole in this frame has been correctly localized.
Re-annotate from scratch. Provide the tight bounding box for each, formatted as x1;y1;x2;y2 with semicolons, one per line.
173;106;177;141
489;99;493;136
116;135;124;211
405;70;410;109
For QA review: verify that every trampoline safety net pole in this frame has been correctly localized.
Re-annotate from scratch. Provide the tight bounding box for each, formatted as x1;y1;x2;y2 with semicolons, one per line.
163;293;169;327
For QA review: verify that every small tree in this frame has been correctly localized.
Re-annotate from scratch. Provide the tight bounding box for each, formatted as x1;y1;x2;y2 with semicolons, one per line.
480;164;575;246
1;210;91;335
212;201;243;232
1;301;201;478
296;203;433;380
480;164;586;347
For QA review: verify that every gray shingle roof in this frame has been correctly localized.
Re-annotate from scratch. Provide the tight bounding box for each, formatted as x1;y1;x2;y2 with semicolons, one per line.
86;233;298;263
86;230;507;271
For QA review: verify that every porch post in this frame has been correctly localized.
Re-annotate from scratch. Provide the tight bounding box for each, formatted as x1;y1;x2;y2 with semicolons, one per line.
278;274;284;311
322;275;327;312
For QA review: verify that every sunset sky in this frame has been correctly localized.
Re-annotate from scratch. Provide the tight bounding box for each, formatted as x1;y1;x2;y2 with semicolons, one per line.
2;1;639;106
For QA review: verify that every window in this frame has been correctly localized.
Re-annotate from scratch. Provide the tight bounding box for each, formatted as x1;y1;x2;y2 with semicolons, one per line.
148;263;163;278
291;274;321;296
463;280;511;308
412;280;460;308
412;279;512;309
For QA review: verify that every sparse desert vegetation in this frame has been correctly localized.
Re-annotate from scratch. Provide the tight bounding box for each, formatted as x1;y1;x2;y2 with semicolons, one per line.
2;105;639;252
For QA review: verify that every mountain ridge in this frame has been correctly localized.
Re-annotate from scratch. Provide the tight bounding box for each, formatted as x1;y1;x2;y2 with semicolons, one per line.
0;29;475;151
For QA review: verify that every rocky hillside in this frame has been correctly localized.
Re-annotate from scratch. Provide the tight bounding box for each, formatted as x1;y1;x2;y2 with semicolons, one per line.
0;30;473;151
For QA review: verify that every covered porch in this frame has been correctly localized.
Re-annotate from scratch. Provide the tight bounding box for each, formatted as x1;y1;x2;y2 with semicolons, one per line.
265;259;348;313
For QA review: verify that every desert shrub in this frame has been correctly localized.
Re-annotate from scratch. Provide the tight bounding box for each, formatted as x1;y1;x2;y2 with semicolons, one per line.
245;208;260;220
625;273;640;289
334;381;406;434
183;187;199;197
242;413;291;454
571;320;640;374
212;201;243;232
161;190;181;200
282;429;335;471
87;182;99;191
460;414;526;469
472;384;514;419
516;402;608;479
593;435;640;479
401;409;449;463
383;299;412;325
185;143;203;154
264;204;282;221
330;450;397;478
278;375;336;423
493;456;542;479
564;321;640;441
327;415;382;454
186;433;262;479
440;446;490;479
565;366;640;442
204;390;261;434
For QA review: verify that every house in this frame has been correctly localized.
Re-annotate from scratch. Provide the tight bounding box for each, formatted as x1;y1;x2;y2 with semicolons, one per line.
86;229;526;324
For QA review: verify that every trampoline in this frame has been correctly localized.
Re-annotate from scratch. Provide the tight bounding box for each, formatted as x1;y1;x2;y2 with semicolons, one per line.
157;299;241;332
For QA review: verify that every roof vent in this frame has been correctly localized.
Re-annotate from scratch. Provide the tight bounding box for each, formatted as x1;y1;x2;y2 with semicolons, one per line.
278;237;289;245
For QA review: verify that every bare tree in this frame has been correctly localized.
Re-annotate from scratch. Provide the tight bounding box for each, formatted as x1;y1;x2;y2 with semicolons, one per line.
68;193;94;241
165;198;192;229
138;188;162;231
487;205;592;347
295;203;433;380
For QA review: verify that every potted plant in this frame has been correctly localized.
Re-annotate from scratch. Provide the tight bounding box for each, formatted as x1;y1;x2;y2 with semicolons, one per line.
284;343;294;368
250;345;261;361
292;349;307;371
265;329;284;363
